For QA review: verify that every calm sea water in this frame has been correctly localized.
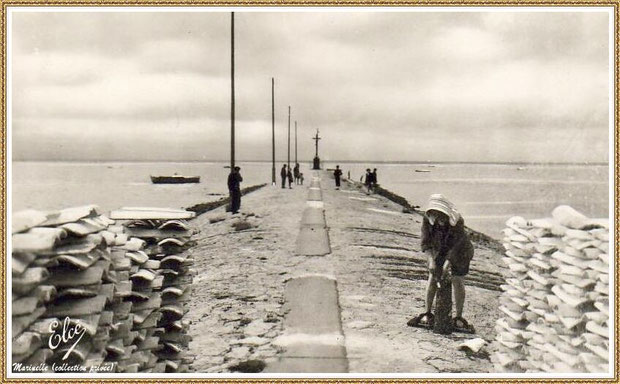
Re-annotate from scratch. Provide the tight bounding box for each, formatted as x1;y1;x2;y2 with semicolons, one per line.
324;161;609;238
11;161;609;239
11;161;272;215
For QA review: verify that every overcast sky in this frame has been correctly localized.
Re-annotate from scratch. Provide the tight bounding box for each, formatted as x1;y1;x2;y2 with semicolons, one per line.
11;10;610;163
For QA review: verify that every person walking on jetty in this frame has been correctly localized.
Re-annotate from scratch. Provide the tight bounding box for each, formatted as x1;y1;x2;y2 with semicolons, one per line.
333;165;343;189
299;172;304;185
294;163;300;185
287;167;294;189
280;164;287;189
407;194;475;333
227;166;243;215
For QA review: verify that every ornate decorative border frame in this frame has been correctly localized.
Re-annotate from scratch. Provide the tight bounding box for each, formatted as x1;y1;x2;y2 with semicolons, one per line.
0;1;617;382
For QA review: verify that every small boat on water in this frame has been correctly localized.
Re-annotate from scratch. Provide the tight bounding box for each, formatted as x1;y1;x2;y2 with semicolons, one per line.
150;175;200;184
414;169;431;173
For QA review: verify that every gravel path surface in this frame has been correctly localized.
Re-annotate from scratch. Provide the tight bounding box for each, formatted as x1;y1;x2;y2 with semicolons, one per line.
185;171;504;373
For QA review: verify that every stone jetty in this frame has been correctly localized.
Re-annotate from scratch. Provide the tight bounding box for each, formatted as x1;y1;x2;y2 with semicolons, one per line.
185;170;507;373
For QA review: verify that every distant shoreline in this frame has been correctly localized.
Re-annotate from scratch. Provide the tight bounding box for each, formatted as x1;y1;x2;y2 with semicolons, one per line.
12;159;609;166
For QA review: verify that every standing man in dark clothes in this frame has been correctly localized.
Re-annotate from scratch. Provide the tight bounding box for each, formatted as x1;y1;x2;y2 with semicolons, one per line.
287;167;294;189
372;168;378;190
333;165;343;189
293;163;300;185
280;164;287;189
227;166;243;214
364;168;372;194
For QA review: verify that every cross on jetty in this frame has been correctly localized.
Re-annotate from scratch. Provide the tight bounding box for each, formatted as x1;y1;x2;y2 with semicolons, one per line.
312;129;321;170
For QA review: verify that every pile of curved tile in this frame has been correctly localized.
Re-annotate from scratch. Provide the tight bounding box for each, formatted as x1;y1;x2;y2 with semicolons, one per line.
11;206;195;374
109;207;195;373
13;205;123;371
493;205;610;373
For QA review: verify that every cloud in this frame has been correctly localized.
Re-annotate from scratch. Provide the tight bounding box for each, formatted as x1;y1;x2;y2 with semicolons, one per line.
10;10;611;163
430;25;508;61
138;37;228;75
11;12;229;55
12;52;104;86
481;12;609;61
13;65;230;121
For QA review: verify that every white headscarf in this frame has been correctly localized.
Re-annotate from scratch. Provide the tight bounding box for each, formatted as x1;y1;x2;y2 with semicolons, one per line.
425;194;461;226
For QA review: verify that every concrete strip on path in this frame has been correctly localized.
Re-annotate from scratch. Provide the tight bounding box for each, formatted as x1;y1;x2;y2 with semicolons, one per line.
301;208;326;227
295;226;331;256
265;275;348;373
296;173;330;256
349;196;378;201
367;207;401;215
307;201;324;209
308;189;323;201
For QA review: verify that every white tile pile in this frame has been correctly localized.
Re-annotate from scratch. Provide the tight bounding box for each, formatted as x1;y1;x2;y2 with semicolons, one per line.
12;205;125;371
109;207;195;373
11;206;196;374
493;205;610;373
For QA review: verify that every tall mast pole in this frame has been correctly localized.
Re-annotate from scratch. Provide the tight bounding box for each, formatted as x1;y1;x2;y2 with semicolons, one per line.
230;12;235;169
295;121;298;164
287;106;291;169
271;78;275;185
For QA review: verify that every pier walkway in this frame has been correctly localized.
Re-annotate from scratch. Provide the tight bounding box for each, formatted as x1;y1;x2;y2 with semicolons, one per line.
186;170;505;374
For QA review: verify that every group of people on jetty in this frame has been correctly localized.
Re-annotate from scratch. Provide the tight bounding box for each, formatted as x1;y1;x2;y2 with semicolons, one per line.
228;164;476;334
280;163;304;189
332;165;378;194
363;167;379;193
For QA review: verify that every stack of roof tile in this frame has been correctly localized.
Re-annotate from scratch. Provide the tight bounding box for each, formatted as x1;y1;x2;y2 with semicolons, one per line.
12;205;121;371
493;205;609;373
109;207;196;373
12;205;196;374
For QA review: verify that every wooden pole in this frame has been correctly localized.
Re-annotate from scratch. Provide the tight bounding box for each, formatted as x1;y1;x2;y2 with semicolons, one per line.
271;78;275;185
295;121;298;164
230;12;235;170
287;106;291;169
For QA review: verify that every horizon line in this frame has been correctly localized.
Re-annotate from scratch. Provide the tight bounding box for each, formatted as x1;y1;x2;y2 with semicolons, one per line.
11;159;609;166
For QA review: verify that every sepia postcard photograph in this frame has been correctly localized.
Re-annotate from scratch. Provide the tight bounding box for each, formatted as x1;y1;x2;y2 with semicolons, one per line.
4;3;618;381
